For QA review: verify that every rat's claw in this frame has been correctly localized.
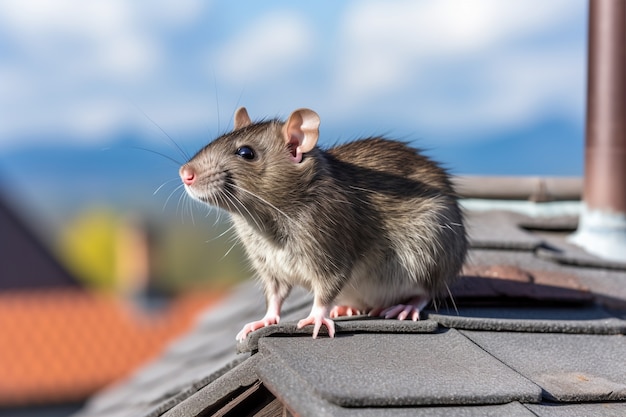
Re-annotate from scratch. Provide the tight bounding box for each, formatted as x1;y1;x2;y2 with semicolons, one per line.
297;303;335;338
236;315;280;341
297;315;335;338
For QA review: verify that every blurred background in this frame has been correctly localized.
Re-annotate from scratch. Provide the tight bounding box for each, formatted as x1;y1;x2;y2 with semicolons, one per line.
0;0;587;415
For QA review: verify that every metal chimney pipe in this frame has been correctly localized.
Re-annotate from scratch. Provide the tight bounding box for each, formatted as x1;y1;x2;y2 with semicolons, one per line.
570;0;626;262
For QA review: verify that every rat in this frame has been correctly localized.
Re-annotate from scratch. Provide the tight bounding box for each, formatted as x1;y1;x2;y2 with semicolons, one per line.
179;107;467;340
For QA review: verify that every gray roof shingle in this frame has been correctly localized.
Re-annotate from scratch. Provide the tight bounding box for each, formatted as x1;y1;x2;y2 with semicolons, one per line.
462;331;626;402
72;209;626;417
257;330;542;407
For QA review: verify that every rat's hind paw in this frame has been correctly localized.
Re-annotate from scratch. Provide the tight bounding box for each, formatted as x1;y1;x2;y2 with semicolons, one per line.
374;295;430;321
236;314;280;341
380;304;421;321
329;305;361;318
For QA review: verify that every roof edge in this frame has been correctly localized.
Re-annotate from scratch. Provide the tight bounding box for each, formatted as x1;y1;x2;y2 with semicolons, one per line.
454;176;582;202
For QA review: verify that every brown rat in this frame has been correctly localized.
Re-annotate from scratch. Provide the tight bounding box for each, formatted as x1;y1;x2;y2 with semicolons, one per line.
179;107;467;340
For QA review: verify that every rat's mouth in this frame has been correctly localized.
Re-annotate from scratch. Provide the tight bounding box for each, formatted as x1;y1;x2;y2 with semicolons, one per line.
184;181;241;215
181;167;231;205
181;184;204;203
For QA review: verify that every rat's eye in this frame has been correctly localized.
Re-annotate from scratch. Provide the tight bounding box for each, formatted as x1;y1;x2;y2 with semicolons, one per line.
235;146;255;160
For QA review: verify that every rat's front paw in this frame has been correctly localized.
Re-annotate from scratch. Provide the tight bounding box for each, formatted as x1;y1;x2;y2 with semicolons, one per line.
297;304;335;338
236;314;280;341
297;315;335;339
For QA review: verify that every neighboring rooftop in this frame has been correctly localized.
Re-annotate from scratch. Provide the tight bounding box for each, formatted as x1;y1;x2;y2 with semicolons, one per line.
0;192;79;290
0;289;222;408
0;192;224;411
72;208;626;417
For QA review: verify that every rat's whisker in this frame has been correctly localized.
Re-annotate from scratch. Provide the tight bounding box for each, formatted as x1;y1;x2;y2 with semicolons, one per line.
206;223;236;243
211;207;225;225
444;283;458;315
154;178;181;196
130;146;184;166
177;190;188;223
224;188;264;232
231;184;292;223
220;240;239;261
188;198;196;226
131;101;190;161
212;68;222;135
164;184;185;212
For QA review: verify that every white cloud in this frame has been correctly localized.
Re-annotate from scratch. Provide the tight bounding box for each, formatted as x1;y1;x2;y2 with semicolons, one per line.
332;0;586;130
380;47;586;139
213;11;315;84
0;0;124;37
0;0;165;81
0;66;34;101
0;0;206;143
140;0;206;28
0;0;587;150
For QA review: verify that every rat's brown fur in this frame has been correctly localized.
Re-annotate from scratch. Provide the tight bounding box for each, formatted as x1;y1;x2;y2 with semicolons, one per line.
181;108;467;337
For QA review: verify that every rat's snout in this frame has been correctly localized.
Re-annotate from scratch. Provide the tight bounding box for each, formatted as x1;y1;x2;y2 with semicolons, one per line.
180;165;196;186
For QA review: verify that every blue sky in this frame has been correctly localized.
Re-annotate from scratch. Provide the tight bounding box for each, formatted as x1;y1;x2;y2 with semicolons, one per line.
0;0;587;176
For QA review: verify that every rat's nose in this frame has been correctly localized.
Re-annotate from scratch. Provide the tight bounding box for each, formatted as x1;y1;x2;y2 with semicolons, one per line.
180;165;196;186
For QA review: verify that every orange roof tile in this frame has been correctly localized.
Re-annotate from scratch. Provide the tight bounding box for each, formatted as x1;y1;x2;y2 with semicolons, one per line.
0;288;224;407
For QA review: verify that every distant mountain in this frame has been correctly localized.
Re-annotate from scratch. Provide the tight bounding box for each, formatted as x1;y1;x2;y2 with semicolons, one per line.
0;133;189;222
0;116;584;226
435;117;584;176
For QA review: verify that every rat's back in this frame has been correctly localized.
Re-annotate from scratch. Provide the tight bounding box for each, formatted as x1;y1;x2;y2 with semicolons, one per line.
327;137;455;195
324;137;467;297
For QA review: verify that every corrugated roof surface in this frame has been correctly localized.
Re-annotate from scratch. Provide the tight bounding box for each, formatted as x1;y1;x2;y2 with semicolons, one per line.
73;210;626;417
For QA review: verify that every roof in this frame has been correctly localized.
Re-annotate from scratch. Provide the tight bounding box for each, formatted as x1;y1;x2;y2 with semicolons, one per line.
72;208;626;417
0;192;79;290
0;289;222;407
0;189;226;408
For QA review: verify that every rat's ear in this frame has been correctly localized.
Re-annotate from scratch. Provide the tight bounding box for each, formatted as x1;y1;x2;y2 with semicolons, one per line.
234;107;252;130
282;108;320;163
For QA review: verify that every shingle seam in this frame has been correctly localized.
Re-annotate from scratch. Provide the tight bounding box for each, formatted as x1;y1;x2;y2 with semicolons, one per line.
455;330;545;403
520;402;543;417
462;332;626;403
258;331;543;408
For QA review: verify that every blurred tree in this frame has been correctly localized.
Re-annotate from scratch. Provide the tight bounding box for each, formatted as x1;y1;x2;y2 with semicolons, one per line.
57;207;119;291
154;217;249;291
57;206;249;294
